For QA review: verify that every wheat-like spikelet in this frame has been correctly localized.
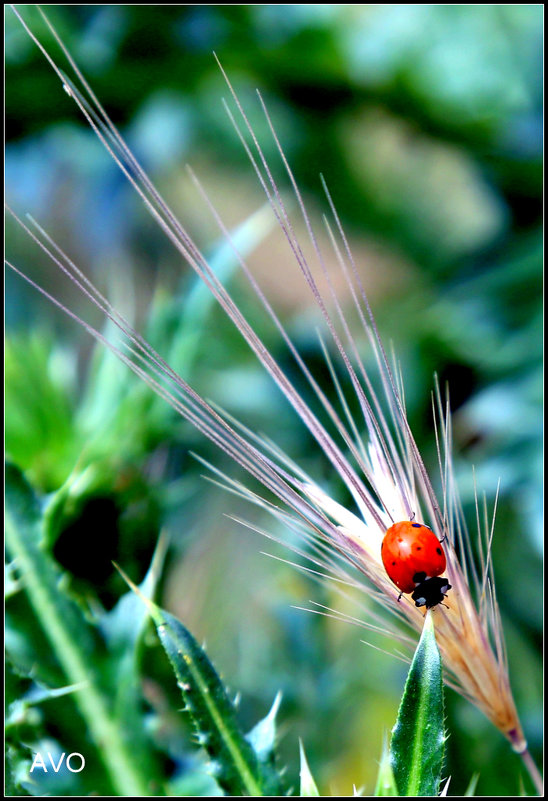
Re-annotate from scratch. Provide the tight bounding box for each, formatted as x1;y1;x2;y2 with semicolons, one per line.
6;6;541;793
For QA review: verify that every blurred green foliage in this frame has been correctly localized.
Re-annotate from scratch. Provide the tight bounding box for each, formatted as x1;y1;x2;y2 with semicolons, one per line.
5;4;542;796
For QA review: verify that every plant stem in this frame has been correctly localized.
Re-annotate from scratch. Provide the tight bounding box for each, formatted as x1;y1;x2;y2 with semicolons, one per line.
520;747;543;795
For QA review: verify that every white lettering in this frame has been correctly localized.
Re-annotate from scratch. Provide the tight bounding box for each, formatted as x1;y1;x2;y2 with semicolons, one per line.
29;752;47;773
48;752;66;772
29;751;85;774
66;752;85;773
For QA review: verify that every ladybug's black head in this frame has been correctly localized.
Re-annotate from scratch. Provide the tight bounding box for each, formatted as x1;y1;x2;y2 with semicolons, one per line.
411;576;452;609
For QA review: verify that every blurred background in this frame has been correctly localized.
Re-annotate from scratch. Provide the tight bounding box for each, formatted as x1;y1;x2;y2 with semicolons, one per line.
5;4;543;796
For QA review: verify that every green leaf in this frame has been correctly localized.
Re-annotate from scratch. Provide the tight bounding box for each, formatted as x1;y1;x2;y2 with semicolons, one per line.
299;740;320;796
138;591;284;796
389;610;446;796
5;335;77;490
246;690;282;764
464;773;480;796
98;536;170;783
5;462;153;796
5;743;32;796
374;735;398;796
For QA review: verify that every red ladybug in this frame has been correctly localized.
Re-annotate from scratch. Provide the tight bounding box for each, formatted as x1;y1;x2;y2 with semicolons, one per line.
381;521;451;609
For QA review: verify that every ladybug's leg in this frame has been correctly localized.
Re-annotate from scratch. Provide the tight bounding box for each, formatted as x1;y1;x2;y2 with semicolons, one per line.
397;592;403;603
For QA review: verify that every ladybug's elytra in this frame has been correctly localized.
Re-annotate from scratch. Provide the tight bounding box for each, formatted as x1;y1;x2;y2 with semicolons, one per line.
381;520;452;609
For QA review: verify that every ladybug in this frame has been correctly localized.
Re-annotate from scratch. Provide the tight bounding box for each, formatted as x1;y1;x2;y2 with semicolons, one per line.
381;521;452;609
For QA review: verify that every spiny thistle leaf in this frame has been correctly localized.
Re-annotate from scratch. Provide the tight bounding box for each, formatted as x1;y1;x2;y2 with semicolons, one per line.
246;690;282;765
389;610;445;796
439;776;451;796
5;462;96;670
5;462;155;796
374;735;398;796
299;740;320;797
140;595;285;796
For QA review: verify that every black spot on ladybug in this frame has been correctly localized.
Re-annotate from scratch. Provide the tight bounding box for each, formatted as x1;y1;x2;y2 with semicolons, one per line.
436;547;442;555
412;523;421;528
416;545;422;550
392;561;396;566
